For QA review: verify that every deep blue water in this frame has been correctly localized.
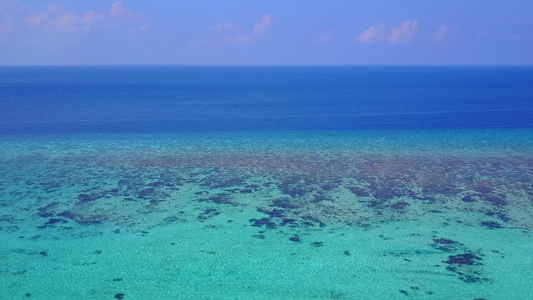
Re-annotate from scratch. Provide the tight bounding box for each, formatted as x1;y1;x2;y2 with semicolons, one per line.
1;66;532;134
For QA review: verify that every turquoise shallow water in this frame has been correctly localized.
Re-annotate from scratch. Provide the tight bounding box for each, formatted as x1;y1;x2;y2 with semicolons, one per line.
1;129;532;299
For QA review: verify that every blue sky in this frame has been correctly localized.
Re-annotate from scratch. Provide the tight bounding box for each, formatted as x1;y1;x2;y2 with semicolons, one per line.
1;0;532;65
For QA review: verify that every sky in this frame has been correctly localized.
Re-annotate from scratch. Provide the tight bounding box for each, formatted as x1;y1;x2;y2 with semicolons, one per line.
0;0;532;65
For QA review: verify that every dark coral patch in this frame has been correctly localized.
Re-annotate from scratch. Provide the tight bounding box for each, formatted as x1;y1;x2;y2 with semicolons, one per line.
114;293;125;299
198;194;233;205
78;218;103;225
280;218;297;227
481;221;501;229
373;188;399;201
461;195;477;203
433;238;456;244
279;177;309;197
45;218;66;225
348;186;370;197
443;252;488;283
482;194;508;206
257;208;285;218
311;241;324;247
197;208;220;222
301;216;325;228
444;253;482;266
459;275;484;283
485;211;510;222
38;218;67;229
38;212;54;218
391;201;409;210
37;202;59;216
137;188;156;199
78;193;102;203
289;235;301;242
57;210;75;219
249;218;277;229
431;238;464;252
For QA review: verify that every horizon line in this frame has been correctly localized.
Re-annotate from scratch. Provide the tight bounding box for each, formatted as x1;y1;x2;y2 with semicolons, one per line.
1;64;532;67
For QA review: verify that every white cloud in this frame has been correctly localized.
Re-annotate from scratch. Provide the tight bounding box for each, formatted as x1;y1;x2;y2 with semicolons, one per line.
1;0;31;36
434;25;446;42
252;14;272;35
110;1;128;16
13;1;146;35
110;1;141;19
388;20;419;43
196;14;273;46
355;21;419;44
46;4;65;14
356;23;385;43
83;11;104;24
55;13;78;32
27;13;46;27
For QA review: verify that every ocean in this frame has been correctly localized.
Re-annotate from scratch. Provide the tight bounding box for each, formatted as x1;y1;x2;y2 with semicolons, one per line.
0;66;532;299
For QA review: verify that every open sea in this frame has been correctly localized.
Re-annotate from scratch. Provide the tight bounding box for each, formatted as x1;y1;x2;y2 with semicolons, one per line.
0;66;532;299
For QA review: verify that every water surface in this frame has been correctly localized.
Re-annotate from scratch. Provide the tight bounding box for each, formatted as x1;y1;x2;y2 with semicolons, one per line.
1;67;532;299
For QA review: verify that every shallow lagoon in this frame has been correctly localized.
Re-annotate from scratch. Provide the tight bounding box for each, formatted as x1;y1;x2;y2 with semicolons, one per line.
1;129;532;299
